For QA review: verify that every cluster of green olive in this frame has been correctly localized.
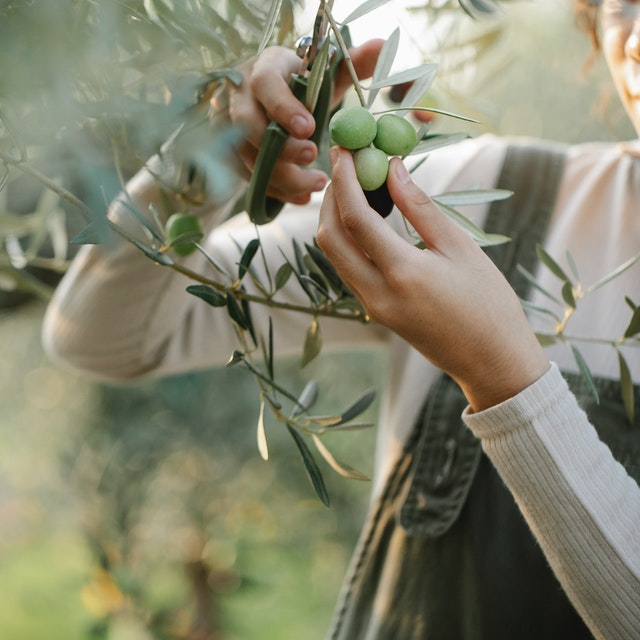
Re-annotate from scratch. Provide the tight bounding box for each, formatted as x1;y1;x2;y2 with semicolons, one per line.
328;105;418;192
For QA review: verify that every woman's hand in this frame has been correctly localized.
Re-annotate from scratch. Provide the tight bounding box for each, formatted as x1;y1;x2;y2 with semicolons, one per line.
317;147;550;412
226;39;383;205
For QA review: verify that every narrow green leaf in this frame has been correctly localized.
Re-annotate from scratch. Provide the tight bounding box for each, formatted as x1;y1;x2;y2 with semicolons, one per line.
405;106;480;124
536;245;571;283
516;265;563;306
305;242;345;295
257;399;269;461
186;284;227;307
306;38;330;113
570;344;599;405
566;251;580;282
264;317;275;381
367;27;399;108
520;300;562;324
257;0;283;54
400;67;439;111
241;296;257;346
315;421;375;434
301;318;322;368
368;63;438;92
132;240;173;266
338;389;376;425
301;273;331;299
70;221;110;245
408;133;469;156
225;350;244;367
535;332;559;347
311;435;370;481
617;350;635;425
623;305;640;339
433;189;513;207
561;281;576;309
625;296;638;311
291;380;320;419
588;251;640;293
226;288;249;330
286;425;330;507
341;0;393;25
433;202;510;247
274;262;293;291
238;238;260;280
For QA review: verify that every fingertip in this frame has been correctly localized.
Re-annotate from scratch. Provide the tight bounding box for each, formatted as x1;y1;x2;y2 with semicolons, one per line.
289;113;315;139
390;157;412;185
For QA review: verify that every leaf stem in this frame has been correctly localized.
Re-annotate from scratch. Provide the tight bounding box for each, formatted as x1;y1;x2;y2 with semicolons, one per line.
325;7;367;107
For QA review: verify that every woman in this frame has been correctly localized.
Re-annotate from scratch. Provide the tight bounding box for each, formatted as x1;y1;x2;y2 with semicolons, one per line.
43;1;640;638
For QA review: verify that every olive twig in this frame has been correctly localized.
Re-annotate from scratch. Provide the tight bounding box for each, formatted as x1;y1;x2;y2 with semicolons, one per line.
325;5;367;107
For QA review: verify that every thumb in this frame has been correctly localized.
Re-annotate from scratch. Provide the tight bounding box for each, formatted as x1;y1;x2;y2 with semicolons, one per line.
386;158;467;251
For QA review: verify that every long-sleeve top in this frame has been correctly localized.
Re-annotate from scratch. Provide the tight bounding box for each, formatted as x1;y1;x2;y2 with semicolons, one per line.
42;133;640;639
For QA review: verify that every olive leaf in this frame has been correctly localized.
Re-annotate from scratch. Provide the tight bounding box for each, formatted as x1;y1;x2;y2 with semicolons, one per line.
520;299;562;324
257;0;283;54
561;281;576;309
290;380;320;419
367;27;400;108
516;265;563;306
132;240;174;266
431;201;510;247
623;305;640;340
274;261;293;291
257;398;269;461
570;344;599;405
588;251;640;293
186;284;227;307
225;287;249;330
433;189;513;207
305;242;346;296
71;220;111;245
536;244;571;283
341;0;393;25
301;317;322;368
238;237;260;280
306;37;331;113
408;132;469;156
311;434;369;481
617;350;635;425
368;63;439;93
286;424;330;507
535;332;559;347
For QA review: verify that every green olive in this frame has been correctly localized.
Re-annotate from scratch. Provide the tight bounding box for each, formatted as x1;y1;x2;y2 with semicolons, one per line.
328;106;377;150
373;114;418;156
164;212;203;256
353;147;389;192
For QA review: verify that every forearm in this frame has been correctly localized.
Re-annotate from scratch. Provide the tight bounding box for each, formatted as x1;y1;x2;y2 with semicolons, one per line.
42;151;243;379
464;364;640;640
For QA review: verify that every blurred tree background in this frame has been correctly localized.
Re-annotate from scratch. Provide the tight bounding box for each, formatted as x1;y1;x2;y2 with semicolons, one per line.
0;1;636;639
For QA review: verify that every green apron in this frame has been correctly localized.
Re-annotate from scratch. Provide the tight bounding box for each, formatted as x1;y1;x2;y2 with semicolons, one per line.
327;143;640;640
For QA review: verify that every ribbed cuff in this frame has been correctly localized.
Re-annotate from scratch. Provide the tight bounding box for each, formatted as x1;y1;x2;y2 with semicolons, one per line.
462;363;569;440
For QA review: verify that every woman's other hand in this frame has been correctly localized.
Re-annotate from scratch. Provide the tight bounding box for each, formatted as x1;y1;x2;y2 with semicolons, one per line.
226;39;383;205
317;147;550;412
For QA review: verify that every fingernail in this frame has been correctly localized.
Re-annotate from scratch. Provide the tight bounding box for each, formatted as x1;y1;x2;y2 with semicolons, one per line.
329;146;339;166
297;148;315;166
315;175;328;191
395;160;412;184
290;114;311;137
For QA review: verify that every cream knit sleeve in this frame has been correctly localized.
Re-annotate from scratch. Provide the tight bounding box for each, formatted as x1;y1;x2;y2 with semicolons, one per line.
463;363;640;640
42;155;385;382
